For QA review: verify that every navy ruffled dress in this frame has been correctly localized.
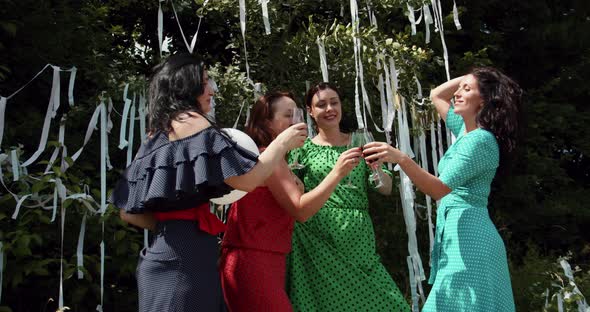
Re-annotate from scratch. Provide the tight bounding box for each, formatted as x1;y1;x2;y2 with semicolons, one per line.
110;127;258;312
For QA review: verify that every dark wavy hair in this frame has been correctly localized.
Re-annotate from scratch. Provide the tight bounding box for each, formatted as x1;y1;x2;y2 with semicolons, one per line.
304;82;353;133
472;67;523;170
147;53;211;132
245;91;296;147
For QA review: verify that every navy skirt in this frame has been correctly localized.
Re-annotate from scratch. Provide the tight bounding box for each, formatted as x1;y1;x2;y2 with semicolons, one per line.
137;220;226;312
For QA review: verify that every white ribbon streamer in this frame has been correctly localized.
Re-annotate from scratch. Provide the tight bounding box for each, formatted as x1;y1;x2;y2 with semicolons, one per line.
21;66;61;167
260;0;271;35
69;105;101;164
317;36;329;82
68;67;76;106
423;5;433;44
11;193;31;220
119;91;132;149
158;0;164;57
239;0;251;80
10;149;19;181
100;100;107;214
419;132;435;258
58;177;66;309
126;100;136;166
407;4;417;36
0;97;6;151
453;0;462;30
0;242;3;302
77;212;87;279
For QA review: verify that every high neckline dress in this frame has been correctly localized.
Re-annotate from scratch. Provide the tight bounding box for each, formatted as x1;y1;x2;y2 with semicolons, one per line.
422;106;515;311
286;139;410;312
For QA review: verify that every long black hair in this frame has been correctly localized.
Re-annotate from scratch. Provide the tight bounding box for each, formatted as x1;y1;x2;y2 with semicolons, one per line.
472;67;523;171
147;53;211;133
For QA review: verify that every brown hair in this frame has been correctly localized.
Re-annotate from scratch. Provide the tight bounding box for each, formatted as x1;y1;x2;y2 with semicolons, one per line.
245;91;295;147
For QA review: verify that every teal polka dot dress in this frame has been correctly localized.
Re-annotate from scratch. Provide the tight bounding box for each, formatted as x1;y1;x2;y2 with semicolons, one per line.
285;139;410;312
422;107;515;312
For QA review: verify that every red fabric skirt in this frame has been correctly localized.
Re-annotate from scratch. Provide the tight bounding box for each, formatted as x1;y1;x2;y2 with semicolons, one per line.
219;247;293;312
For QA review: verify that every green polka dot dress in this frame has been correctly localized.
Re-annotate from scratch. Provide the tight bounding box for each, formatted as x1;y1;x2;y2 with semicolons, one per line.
422;107;515;311
286;139;410;312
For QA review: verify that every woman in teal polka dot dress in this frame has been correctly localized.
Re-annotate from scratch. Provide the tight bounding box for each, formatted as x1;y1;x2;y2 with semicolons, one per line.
363;67;521;311
286;83;410;311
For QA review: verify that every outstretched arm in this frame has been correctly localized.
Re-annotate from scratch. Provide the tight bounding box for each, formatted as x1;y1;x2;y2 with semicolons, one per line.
363;142;451;200
268;148;362;222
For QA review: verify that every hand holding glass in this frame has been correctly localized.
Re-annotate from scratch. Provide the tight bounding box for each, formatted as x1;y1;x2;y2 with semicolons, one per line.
289;108;306;170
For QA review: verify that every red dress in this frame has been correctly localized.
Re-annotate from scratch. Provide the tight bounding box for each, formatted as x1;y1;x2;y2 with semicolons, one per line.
220;186;295;312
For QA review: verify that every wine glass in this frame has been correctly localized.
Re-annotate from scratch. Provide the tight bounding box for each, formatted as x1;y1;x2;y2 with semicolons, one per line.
289;108;306;170
362;130;384;188
343;129;366;189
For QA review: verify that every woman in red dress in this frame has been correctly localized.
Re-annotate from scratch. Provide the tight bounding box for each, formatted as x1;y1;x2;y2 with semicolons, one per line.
219;91;362;311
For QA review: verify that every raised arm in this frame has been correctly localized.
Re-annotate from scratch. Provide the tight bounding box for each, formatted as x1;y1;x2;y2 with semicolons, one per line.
430;76;464;122
267;148;362;222
225;123;307;192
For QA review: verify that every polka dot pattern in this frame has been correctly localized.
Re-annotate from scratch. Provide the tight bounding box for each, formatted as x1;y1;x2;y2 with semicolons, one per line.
423;107;515;311
286;139;410;311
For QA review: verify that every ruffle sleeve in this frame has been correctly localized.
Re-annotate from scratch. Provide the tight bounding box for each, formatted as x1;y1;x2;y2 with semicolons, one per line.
110;128;258;214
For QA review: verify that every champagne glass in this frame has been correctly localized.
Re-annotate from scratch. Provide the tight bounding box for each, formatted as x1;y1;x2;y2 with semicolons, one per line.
289;108;306;170
362;130;384;188
343;129;366;189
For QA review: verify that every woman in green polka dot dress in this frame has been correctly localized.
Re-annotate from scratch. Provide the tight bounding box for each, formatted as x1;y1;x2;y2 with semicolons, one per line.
286;82;410;311
363;67;521;311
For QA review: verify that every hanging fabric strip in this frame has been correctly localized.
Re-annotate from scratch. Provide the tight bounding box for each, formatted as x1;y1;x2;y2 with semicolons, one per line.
138;94;147;142
58;177;66;309
260;0;271;35
11;194;31;219
51;184;58;222
557;292;564;312
317;36;329;82
126;100;136;166
76;212;87;279
239;0;251;80
158;0;164;57
190;0;208;52
22;66;60;167
357;42;383;132
119;103;131;149
100;100;107;214
406;256;419;312
431;0;450;80
10;149;19;181
436;119;444;160
430;121;439;176
69;105;101;164
377;61;388;133
407;4;417;36
170;0;196;53
0;97;6;152
452;0;462;30
423;5;433;44
45;116;67;174
349;0;364;129
97;240;105;312
68;67;76;106
386;58;396;133
419;132;435;259
0;241;3;302
208;79;218;120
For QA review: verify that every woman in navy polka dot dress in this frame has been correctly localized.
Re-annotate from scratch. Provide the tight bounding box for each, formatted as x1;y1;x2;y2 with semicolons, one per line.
363;67;522;311
110;53;307;312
